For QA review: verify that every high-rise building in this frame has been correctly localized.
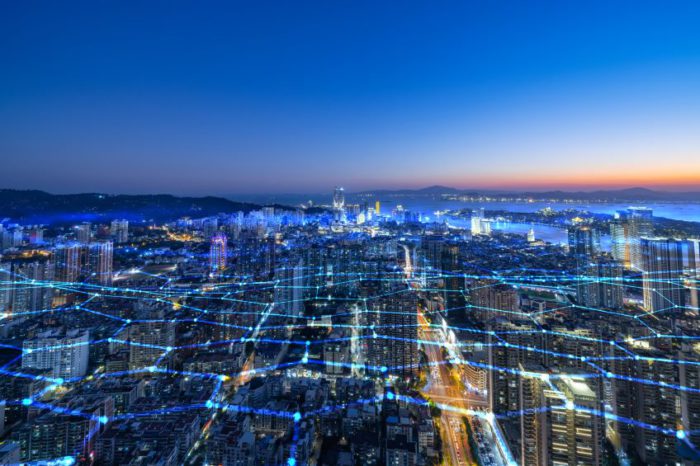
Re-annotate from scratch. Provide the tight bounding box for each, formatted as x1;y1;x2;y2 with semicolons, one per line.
470;281;519;322
73;223;92;244
375;200;381;216
0;263;11;313
54;243;85;283
110;219;129;244
641;237;685;313
1;228;23;251
90;241;113;286
627;347;680;464
681;238;700;278
202;218;219;239
274;259;304;317
567;226;600;257
576;258;624;309
470;216;482;235
627;207;654;270
610;213;631;268
127;321;175;370
520;374;604;466
332;186;345;211
368;293;418;380
527;228;535;243
332;186;346;222
209;233;228;275
22;329;90;378
4;261;55;314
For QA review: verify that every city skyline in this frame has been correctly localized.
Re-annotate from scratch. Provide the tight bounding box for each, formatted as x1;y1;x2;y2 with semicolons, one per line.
2;1;700;194
2;3;700;464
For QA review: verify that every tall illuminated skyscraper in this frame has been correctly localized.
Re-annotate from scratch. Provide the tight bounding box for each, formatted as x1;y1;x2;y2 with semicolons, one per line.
54;243;84;283
90;241;113;286
567;226;600;257
610;212;631;268
209;233;228;275
332;186;346;222
375;200;381;216
641;237;685;313
520;373;604;466
332;186;345;211
627;207;654;270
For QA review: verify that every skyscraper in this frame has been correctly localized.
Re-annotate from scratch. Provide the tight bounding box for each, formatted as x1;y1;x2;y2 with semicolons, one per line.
610;212;631;268
5;261;55;314
209;233;228;275
567;226;600;257
627;207;654;271
332;186;345;211
519;374;604;466
110;219;129;244
90;241;113;286
368;293;418;380
641;237;685;313
332;186;346;222
576;258;624;310
73;223;92;244
54;243;84;283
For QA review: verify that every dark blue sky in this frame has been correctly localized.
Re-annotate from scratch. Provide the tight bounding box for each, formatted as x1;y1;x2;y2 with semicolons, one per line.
2;1;699;194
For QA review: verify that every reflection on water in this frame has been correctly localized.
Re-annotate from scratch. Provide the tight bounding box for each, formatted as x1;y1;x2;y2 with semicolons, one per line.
446;217;612;250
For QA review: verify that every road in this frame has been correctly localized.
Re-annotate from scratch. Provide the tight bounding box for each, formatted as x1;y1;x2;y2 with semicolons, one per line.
419;308;515;466
418;310;475;466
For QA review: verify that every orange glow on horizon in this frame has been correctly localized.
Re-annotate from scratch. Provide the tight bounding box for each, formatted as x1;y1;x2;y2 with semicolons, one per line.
421;168;700;192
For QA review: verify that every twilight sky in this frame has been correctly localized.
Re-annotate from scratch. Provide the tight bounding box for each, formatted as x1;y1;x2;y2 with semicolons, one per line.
1;1;700;195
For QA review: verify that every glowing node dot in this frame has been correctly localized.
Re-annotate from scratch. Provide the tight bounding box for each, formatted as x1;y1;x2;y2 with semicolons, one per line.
380;366;388;373
99;416;109;424
22;398;32;406
287;459;296;466
677;430;686;440
55;378;64;385
565;400;575;410
206;400;214;409
293;412;302;422
386;391;395;400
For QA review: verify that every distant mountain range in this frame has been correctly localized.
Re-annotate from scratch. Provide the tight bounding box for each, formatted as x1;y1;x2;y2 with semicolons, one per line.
355;186;700;201
1;187;698;225
0;189;282;224
355;185;466;195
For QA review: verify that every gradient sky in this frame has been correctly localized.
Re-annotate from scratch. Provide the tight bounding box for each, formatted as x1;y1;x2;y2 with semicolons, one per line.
1;1;700;195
